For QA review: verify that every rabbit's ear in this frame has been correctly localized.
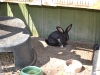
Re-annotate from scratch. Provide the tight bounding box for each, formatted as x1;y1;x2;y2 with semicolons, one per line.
56;26;64;33
65;24;72;32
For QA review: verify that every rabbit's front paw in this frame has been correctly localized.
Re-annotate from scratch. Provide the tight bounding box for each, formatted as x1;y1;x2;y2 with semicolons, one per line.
60;45;64;48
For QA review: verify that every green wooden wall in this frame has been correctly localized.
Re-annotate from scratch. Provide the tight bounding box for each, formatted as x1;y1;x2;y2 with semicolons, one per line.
0;3;100;43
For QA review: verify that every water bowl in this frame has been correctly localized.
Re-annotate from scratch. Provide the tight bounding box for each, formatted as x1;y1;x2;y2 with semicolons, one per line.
20;66;43;75
64;59;82;73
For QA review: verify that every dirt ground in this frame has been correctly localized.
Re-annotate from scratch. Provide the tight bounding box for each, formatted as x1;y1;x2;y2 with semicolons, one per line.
0;37;94;75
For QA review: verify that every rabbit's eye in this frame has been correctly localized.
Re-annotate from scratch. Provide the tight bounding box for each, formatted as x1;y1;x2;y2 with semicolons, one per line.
66;37;68;39
65;37;67;40
66;37;69;40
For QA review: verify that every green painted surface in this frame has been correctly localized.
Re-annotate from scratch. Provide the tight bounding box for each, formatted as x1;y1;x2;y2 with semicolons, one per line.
0;3;100;43
28;6;43;36
0;3;7;15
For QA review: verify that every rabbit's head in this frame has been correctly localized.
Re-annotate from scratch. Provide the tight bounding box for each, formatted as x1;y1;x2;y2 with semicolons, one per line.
56;24;72;44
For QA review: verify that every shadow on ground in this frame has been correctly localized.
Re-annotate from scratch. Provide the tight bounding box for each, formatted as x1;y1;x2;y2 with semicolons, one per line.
31;37;94;67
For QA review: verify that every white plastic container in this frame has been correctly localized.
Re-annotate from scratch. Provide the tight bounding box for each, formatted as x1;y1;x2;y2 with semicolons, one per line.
64;59;82;73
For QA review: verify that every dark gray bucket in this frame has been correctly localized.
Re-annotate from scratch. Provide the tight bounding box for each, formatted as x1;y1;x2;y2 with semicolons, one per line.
0;16;36;69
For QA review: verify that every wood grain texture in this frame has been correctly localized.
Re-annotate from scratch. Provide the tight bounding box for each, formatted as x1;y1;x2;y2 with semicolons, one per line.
0;3;100;43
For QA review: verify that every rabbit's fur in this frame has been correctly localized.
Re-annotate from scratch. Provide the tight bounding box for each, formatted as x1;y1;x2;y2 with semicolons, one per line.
45;24;72;47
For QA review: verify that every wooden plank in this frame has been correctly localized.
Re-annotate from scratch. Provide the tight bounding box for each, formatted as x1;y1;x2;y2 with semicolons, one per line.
74;9;83;41
1;3;100;42
88;10;96;42
2;0;42;5
95;11;100;43
1;0;100;10
7;3;13;16
60;7;75;40
28;6;43;36
74;9;98;42
0;3;7;16
42;0;100;10
81;10;90;41
18;4;29;26
42;7;60;37
29;0;41;5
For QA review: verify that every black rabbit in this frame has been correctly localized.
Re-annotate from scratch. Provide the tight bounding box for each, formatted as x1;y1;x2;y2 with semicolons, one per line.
45;24;72;47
